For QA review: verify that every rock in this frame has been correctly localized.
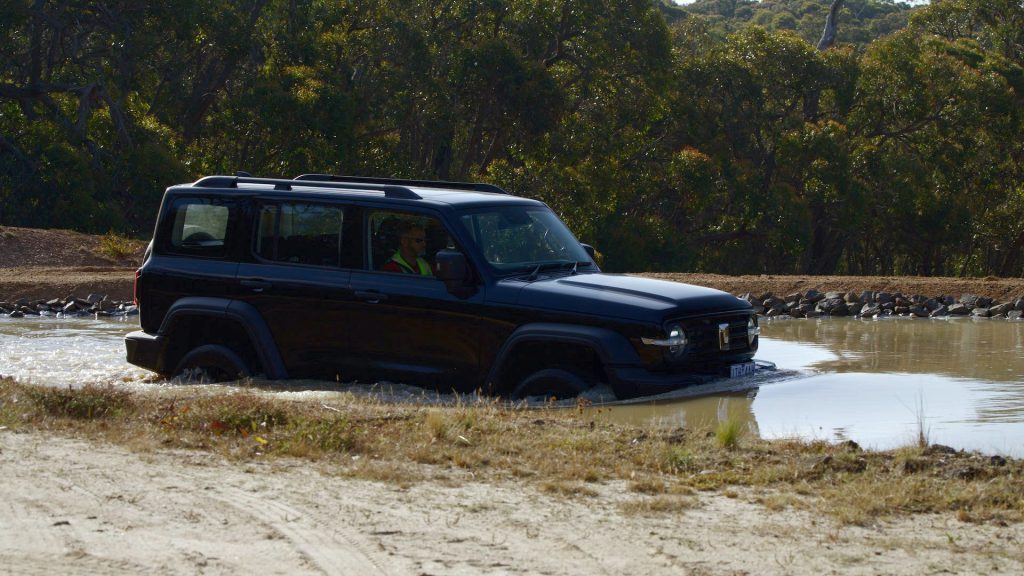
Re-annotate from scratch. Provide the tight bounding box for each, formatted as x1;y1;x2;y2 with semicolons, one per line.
803;289;824;304
9;311;24;318
909;305;929;318
1014;298;1024;311
784;292;802;304
62;301;77;313
948;303;971;316
923;298;941;311
930;305;950;317
86;293;106;304
847;302;864;316
877;292;893;305
971;307;991;318
1008;310;1022;321
844;292;861;304
860;303;882;317
817;297;849;316
990;302;1014;316
960;294;980;308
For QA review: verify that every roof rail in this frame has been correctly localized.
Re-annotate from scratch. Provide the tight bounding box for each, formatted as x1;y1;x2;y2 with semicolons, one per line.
294;173;508;195
191;175;421;199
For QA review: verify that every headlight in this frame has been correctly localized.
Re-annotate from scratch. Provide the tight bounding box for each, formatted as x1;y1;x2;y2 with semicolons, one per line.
747;317;760;346
641;323;688;358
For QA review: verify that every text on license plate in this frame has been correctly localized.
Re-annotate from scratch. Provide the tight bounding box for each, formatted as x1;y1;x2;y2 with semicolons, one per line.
729;361;756;378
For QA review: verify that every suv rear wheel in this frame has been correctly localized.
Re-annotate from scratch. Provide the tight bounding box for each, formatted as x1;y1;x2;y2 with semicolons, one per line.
173;344;251;382
510;368;589;400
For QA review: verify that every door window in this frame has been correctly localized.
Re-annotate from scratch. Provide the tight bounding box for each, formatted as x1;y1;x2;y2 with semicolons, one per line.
368;210;450;276
166;198;231;257
256;202;347;267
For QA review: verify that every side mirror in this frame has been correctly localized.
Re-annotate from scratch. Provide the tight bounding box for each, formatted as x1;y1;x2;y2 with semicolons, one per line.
581;243;596;259
435;249;475;297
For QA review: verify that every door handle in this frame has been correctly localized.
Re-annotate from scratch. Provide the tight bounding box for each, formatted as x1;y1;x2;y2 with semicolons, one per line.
241;278;272;292
354;290;388;303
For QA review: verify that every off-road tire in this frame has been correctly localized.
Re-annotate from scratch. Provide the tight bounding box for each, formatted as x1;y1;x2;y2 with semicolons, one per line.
510;368;589;400
173;344;251;382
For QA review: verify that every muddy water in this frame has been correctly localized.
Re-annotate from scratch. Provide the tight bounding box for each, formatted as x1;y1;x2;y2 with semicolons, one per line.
605;318;1024;456
0;317;151;386
2;316;1023;455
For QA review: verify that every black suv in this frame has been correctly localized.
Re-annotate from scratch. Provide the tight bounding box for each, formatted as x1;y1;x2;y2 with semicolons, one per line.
125;174;758;399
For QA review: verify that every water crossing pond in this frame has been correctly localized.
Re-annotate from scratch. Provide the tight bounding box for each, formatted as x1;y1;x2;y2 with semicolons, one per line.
1;315;1022;456
606;318;1024;456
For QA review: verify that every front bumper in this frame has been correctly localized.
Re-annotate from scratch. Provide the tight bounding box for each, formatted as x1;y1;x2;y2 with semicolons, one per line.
608;355;759;400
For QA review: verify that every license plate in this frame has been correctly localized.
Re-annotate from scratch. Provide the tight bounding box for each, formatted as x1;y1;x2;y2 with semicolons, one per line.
729;361;756;378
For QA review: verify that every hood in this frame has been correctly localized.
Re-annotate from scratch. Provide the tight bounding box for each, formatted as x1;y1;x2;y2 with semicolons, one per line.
500;273;751;323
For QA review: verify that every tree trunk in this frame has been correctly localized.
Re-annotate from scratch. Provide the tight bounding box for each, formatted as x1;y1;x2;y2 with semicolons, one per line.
804;0;845;121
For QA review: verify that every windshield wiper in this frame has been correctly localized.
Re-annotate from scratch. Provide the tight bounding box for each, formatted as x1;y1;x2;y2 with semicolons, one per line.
570;260;594;275
524;260;586;281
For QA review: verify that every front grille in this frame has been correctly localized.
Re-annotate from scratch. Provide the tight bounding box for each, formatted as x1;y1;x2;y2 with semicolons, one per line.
679;314;752;357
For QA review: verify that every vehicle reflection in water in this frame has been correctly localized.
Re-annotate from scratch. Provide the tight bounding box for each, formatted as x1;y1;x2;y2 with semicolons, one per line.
598;318;1024;456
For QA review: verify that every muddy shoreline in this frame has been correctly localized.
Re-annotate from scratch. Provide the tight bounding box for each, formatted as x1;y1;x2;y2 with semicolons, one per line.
4;266;1024;308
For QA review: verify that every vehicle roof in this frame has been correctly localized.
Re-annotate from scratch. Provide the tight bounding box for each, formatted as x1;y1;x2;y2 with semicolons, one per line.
169;176;546;210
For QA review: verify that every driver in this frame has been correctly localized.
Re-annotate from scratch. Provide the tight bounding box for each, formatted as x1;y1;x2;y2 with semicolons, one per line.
382;221;433;276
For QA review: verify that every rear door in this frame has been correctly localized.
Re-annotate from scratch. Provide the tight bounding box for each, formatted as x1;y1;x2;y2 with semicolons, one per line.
235;200;356;379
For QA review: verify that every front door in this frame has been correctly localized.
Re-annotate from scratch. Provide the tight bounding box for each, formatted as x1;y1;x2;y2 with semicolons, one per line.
346;210;482;391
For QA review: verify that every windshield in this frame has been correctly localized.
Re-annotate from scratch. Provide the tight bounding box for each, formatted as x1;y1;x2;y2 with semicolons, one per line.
459;206;593;275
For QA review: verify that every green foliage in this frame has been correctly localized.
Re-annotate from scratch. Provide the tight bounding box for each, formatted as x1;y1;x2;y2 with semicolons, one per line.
1;0;1023;275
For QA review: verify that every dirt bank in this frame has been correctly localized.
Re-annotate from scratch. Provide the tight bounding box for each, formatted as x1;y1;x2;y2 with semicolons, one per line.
0;226;144;302
1;430;1020;575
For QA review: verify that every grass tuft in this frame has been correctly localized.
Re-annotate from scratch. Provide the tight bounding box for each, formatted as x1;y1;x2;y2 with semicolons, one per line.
715;417;745;450
98;231;138;261
27;384;134;420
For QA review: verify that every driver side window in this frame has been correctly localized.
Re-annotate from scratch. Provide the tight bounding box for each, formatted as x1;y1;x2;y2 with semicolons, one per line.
367;210;451;275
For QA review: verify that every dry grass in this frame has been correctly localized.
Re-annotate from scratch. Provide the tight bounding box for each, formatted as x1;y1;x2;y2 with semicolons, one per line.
1;377;1022;526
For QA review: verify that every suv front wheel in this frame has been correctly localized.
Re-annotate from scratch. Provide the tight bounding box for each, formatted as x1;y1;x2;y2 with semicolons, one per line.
173;344;251;383
510;368;589;401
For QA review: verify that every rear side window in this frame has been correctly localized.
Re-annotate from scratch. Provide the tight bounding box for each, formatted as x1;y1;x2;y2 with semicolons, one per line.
166;198;231;257
256;202;347;267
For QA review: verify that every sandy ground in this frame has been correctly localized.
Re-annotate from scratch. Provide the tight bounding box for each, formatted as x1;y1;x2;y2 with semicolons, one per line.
1;430;1021;576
